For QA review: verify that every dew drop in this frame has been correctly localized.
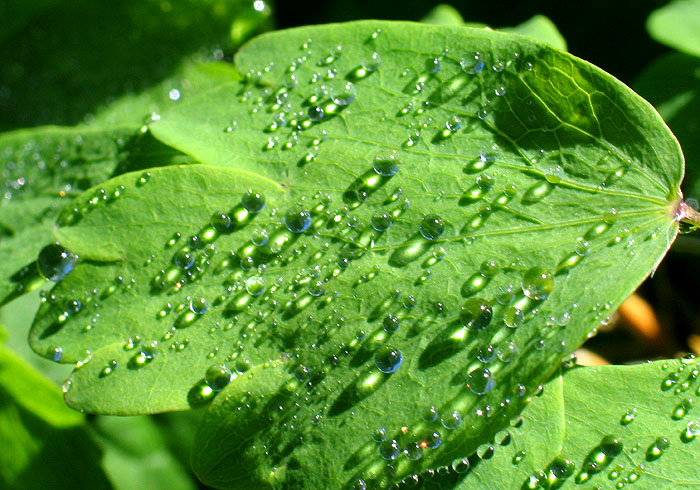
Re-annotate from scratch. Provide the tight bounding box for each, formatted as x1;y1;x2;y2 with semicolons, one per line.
681;420;700;442
374;345;403;373
284;208;312;233
190;297;209;314
646;437;670;461
422;406;438;422
330;81;356;106
379;439;400;460
441;410;462;430
460;298;493;331
38;244;77;281
451;457;470;473
372;427;387;442
242;189;266;213
522;267;554;300
205;364;233;391
382;314;400;332
371;212;393;232
466;366;495;395
419;214;445;240
373;151;400;177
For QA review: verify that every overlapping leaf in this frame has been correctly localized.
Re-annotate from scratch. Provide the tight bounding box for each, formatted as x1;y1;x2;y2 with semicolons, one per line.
31;21;684;488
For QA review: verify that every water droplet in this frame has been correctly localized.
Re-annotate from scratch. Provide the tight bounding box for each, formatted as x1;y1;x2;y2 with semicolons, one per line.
375;345;403;373
467;366;495;395
361;52;382;72
372;427;387;442
99;359;118;377
190;297;209;314
441;410;462;430
503;306;525;328
379;439;400;460
460;298;493;331
373;151;400;177
422;406;438;422
460;52;484;74
419;214;445;240
681;420;700;442
48;346;63;362
38;244;77;281
477;345;495;363
174;249;195;270
330;81;356;106
284;208;312;233
245;276;266;296
451;457;470;473
522;181;553;203
382;314;400;332
242;189;266;213
522;267;554;300
308;106;325;122
494;86;506;96
671;398;692;420
371;212;393;232
205;364;233;391
513;450;526;465
646;437;670;461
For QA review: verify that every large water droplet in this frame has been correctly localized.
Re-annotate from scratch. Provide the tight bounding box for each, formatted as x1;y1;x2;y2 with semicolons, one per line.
379;439;400;460
38;244;77;281
419;214;445;240
330;81;356;106
441;410;462;430
646;437;670;461
374;345;403;373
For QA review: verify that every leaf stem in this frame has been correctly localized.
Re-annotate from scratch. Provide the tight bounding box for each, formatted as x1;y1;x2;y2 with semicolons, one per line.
675;200;700;227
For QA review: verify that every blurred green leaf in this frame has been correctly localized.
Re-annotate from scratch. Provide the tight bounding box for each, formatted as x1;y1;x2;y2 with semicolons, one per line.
503;15;567;51
0;0;271;130
90;414;198;490
420;4;465;26
634;53;700;201
648;0;700;58
0;343;111;489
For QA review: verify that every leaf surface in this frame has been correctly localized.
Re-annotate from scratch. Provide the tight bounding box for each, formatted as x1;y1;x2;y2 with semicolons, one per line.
447;358;700;489
32;20;683;488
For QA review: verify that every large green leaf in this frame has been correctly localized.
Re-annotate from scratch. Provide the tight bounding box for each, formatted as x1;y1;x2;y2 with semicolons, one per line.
647;0;700;58
0;343;111;489
31;20;684;488
448;358;700;489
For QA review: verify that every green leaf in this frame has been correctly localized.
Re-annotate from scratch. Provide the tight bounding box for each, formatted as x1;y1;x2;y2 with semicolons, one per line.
635;53;700;202
89;60;242;128
448;358;700;489
503;15;568;52
91;414;198;490
420;5;465;26
0;126;193;306
0;0;270;130
647;0;700;58
0;343;111;489
32;20;683;488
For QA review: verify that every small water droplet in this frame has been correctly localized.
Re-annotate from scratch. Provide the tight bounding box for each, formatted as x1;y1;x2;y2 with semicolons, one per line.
451;457;470;473
190;297;209;314
646;437;670;461
522;267;554;300
379;439;400;460
371;212;393;232
382;314;400;332
441;410;462;430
